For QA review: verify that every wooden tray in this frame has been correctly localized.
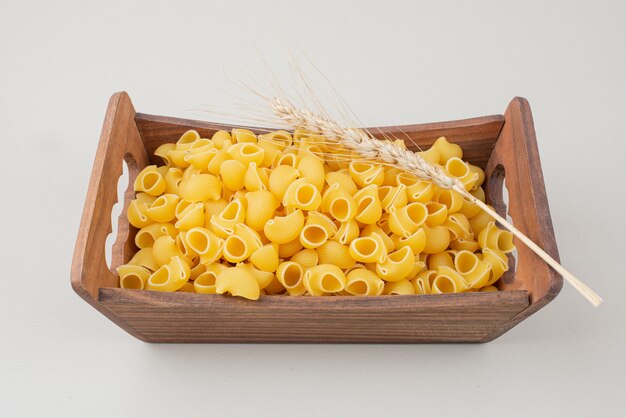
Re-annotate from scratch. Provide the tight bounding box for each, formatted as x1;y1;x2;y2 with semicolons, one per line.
71;92;562;343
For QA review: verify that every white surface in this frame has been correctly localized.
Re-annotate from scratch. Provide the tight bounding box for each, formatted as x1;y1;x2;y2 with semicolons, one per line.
1;1;625;417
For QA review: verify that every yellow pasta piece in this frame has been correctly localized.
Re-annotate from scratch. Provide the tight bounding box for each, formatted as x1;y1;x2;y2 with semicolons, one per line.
163;167;184;194
127;199;152;228
332;219;360;245
297;155;326;191
479;285;498;292
245;190;279;231
450;237;481;253
416;146;440;164
177;174;221;202
481;247;509;285
376;246;414;282
194;264;228;294
361;224;395;253
268;165;300;200
283;179;322;211
210;198;246;238
145;256;191;292
183;140;215;170
167;148;190;168
408;255;426;279
421;225;451;254
478;221;515;253
273;150;299;168
264;209;304;244
176;231;196;260
353;185;383;225
249;243;280;272
227;142;265;166
349;233;387;263
321;183;357;222
231;128;257;143
204;199;228;220
256;140;282;167
215;266;260;300
432;137;462;164
344;268;384;296
396;173;435;202
454;250;492;288
412;270;435;294
175;202;205;231
134;165;166;196
175;130;201;151
378;184;408;212
219;159;246;192
184;227;223;264
468;206;495;236
431;266;468;294
300;211;336;249
427;251;455;271
135;223;177;249
189;261;206;281
425;202;448;227
316;241;356;269
223;223;262;263
278;237;304;258
349;161;385;188
303;264;346;296
443;213;472;241
383;279;415;295
289;248;319;270
154;143;176;165
152;235;184;267
117;264;151;290
211;130;232;149
146;194;179;223
445;157;478;191
469;165;485;188
239;262;274;289
390;228;427;255
433;188;464;214
243;162;269;191
128;247;158;271
135;192;157;208
325;170;358;195
276;261;306;296
388;202;428;236
382;167;401;187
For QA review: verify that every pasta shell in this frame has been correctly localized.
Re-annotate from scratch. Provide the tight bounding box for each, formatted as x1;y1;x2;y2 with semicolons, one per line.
345;269;384;296
215;266;260;300
276;261;306;296
178;174;222;202
264;209;304;244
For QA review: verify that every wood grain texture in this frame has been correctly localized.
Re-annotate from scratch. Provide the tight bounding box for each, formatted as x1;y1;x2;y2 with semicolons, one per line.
72;92;559;343
71;92;150;340
481;97;562;342
135;113;504;169
99;288;529;343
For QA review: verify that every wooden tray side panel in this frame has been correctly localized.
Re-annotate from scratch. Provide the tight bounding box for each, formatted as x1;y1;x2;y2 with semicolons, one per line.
482;97;562;341
71;92;151;340
99;289;529;343
135;113;504;168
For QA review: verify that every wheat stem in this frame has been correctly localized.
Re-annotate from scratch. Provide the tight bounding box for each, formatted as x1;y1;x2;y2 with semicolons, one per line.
271;97;602;307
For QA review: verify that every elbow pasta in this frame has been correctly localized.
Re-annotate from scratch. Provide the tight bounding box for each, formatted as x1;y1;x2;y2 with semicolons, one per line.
116;130;514;299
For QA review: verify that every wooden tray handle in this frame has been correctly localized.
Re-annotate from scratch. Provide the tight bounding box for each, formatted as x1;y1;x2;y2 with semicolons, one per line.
485;97;562;306
71;92;150;302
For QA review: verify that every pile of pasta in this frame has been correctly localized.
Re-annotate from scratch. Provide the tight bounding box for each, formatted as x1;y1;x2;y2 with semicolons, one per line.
116;128;515;300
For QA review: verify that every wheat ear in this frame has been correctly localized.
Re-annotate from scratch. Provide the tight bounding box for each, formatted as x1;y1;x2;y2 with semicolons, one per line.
271;97;602;307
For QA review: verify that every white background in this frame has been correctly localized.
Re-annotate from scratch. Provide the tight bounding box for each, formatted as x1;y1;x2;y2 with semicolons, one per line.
1;1;625;417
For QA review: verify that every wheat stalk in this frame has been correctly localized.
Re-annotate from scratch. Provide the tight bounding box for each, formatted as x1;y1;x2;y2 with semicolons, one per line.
271;96;603;307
